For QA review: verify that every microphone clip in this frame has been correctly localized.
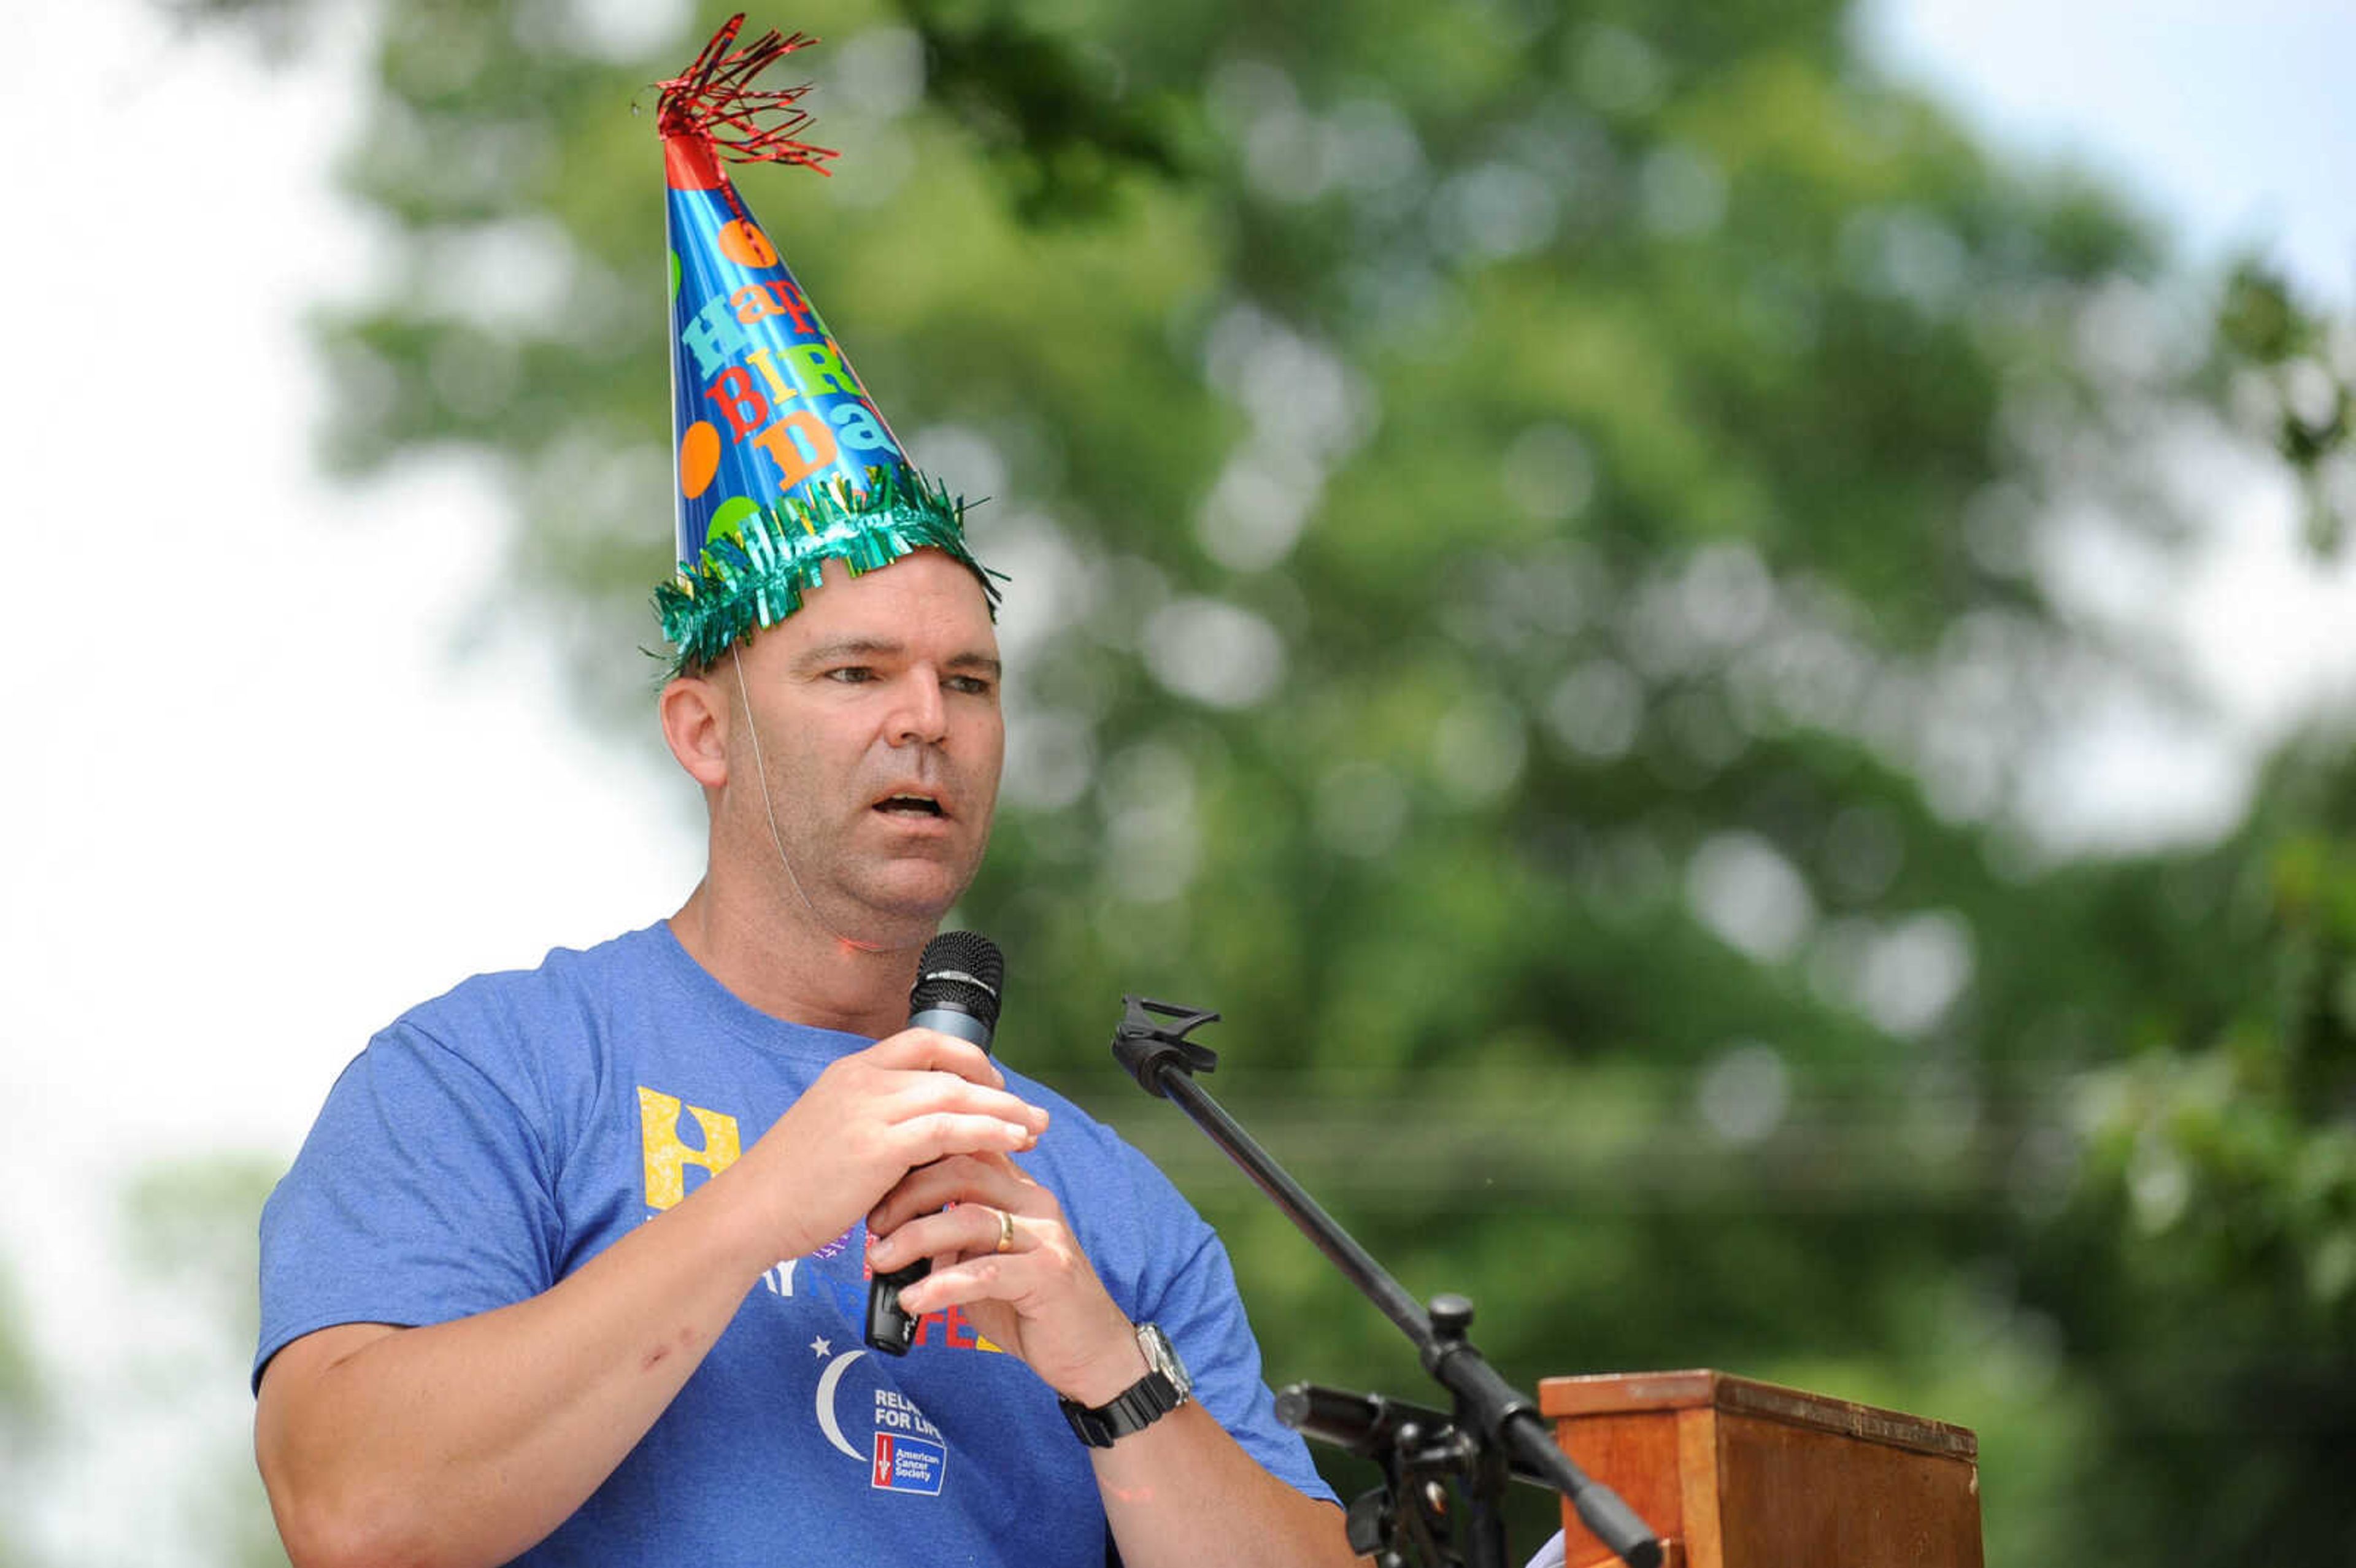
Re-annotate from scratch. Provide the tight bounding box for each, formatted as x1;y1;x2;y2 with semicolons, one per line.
1112;996;1222;1098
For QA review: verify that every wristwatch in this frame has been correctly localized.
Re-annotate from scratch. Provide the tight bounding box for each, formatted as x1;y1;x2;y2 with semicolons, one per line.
1060;1323;1193;1448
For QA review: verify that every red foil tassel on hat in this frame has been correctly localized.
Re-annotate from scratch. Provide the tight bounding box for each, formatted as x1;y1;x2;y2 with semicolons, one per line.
655;13;837;191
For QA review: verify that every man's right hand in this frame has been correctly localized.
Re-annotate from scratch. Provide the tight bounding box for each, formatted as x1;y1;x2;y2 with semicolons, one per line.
720;1026;1049;1265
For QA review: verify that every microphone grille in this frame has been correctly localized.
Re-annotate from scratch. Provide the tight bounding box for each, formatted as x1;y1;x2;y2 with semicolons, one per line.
911;930;1004;1033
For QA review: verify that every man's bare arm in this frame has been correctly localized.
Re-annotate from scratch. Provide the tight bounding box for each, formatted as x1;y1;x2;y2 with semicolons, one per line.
871;1158;1366;1568
255;1030;1044;1568
256;1183;772;1568
1091;1401;1364;1568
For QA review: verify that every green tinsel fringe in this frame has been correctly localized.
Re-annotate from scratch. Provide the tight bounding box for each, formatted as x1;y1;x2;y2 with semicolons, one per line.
653;466;1002;674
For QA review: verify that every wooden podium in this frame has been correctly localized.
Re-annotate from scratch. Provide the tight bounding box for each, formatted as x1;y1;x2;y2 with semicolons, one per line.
1538;1370;1982;1568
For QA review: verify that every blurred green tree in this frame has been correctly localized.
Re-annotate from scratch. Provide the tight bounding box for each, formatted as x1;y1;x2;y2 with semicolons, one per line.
2013;738;2356;1562
169;0;2356;1560
0;1262;48;1568
117;1158;289;1568
2212;261;2354;556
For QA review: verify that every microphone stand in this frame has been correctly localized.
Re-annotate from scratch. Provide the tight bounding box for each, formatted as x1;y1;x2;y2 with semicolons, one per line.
1110;997;1661;1568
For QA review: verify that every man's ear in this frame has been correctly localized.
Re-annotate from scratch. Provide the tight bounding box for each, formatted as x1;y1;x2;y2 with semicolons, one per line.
659;671;730;790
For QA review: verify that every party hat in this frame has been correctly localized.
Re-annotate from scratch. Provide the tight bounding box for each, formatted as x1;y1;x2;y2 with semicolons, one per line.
650;15;996;671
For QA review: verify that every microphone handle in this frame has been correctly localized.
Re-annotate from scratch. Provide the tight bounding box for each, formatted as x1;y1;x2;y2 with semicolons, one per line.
910;1008;991;1047
867;1002;995;1355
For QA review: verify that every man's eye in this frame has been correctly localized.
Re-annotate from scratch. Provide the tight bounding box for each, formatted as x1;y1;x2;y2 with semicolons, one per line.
947;675;995;697
825;667;875;684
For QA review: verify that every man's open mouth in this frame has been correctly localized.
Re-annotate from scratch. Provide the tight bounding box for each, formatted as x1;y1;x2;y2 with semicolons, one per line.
876;793;945;817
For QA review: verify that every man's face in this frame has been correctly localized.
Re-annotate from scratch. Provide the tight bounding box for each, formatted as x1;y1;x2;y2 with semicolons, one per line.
721;549;1004;947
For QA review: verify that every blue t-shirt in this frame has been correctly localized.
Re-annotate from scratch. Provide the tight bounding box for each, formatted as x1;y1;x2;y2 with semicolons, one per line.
256;923;1332;1564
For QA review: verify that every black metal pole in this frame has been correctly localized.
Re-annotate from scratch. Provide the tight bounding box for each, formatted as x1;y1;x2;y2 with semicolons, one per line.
1158;1064;1434;1337
1111;998;1661;1568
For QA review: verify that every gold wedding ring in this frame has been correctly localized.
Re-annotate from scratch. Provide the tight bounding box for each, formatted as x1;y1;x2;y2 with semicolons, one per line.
994;1206;1017;1253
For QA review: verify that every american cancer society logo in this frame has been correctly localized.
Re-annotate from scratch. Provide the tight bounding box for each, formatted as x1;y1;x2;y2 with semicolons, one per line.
869;1389;947;1496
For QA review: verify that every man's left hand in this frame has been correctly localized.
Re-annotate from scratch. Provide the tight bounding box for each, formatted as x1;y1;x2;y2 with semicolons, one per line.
864;1154;1147;1405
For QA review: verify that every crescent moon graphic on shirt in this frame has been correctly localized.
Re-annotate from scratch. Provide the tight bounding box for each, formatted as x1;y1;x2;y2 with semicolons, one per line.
814;1346;868;1461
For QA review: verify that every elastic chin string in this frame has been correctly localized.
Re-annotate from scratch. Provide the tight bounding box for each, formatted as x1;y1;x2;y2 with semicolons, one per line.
730;646;888;955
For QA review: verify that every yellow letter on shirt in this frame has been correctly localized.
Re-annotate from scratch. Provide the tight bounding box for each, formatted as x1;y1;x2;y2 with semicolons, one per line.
638;1086;743;1210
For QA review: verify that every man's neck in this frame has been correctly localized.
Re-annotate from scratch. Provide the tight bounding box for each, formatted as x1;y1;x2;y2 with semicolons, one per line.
666;878;925;1040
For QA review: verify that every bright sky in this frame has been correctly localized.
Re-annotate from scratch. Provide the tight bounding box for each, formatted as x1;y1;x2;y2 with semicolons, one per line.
1863;0;2356;846
1870;0;2356;312
0;0;2351;1558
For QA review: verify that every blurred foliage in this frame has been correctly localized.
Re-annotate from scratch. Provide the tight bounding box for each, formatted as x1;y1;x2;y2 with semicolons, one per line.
120;1158;287;1568
2019;739;2356;1561
0;1264;47;1568
121;1158;280;1353
160;0;2356;1561
0;1158;283;1568
2212;262;2355;556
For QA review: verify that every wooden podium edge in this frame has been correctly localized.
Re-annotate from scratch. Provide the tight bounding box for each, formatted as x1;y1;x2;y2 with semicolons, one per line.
1537;1369;1977;1462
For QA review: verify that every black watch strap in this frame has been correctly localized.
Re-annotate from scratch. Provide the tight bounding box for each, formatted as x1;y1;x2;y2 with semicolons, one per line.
1060;1323;1193;1448
1060;1370;1184;1448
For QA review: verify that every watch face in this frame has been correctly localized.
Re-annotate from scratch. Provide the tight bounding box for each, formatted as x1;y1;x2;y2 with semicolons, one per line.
1138;1323;1193;1400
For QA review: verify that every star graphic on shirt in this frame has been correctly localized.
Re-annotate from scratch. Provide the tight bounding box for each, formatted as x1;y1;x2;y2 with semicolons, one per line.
810;1335;833;1358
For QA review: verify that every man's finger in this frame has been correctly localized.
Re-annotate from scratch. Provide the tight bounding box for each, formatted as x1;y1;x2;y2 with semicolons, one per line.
868;1202;1025;1273
868;1153;1041;1235
884;1070;1041;1129
885;1110;1041;1170
864;1026;1005;1087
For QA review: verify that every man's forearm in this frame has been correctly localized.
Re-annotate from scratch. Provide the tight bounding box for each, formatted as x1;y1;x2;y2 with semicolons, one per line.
257;1029;1043;1568
1091;1402;1364;1568
255;1175;774;1568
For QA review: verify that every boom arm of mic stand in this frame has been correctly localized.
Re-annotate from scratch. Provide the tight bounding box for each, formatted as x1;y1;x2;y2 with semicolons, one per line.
1111;997;1662;1568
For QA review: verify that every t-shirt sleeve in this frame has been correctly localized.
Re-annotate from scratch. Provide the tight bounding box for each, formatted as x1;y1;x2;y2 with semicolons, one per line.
1084;1130;1347;1507
1142;1221;1340;1508
254;1018;561;1391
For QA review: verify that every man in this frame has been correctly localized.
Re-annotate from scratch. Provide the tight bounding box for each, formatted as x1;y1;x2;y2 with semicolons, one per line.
256;21;1359;1560
252;546;1362;1566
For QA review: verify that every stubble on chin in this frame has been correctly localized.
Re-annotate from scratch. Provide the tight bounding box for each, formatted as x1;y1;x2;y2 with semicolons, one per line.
801;831;990;950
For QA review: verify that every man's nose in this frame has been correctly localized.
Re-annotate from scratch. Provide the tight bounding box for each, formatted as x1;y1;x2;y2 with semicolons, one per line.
887;671;949;746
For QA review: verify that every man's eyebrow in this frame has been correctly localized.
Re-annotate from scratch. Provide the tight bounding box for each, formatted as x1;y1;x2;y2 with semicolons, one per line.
793;636;902;671
792;637;1001;679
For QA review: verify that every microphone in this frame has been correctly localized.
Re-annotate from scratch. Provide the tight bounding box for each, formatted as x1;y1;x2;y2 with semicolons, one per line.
905;929;1003;1049
866;931;1005;1356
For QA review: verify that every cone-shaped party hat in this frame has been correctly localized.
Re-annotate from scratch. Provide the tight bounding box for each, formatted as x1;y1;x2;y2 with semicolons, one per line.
651;15;996;671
